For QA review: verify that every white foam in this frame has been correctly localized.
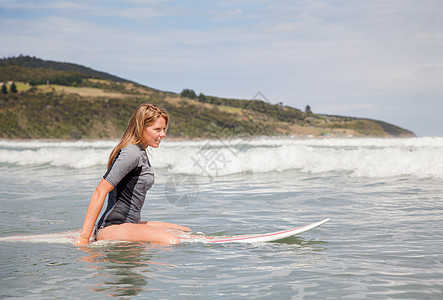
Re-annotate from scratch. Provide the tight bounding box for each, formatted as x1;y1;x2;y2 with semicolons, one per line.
1;137;442;179
0;140;115;168
152;137;443;179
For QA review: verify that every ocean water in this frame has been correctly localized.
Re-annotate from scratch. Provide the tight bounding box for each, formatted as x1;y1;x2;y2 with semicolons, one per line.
0;137;442;299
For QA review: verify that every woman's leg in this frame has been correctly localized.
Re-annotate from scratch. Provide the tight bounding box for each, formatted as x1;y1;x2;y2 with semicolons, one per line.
142;221;191;232
97;223;181;245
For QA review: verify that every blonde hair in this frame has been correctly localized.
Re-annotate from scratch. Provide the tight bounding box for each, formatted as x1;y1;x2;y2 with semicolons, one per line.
107;103;169;169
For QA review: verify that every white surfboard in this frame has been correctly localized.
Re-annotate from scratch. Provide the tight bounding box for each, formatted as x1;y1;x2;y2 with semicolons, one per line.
0;230;81;244
181;218;330;244
0;219;329;244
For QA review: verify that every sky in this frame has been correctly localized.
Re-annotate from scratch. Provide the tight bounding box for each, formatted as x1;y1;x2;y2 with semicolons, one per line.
1;0;442;136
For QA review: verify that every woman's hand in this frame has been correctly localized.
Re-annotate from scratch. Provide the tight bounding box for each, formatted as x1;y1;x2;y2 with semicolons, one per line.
75;179;113;247
74;235;89;247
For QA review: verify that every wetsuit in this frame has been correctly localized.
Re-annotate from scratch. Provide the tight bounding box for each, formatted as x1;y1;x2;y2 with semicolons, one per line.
94;144;154;237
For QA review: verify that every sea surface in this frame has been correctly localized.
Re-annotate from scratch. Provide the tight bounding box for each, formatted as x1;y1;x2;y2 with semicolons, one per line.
0;137;442;299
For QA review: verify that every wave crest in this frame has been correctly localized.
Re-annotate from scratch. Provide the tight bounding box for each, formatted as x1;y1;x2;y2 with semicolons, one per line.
1;137;442;179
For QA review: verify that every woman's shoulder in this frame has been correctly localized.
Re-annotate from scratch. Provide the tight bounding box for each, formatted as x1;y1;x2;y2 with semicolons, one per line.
122;143;143;151
121;144;145;157
112;144;145;167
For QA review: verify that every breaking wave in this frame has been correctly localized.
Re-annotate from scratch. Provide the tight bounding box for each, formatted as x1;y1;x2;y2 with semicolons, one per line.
1;137;442;179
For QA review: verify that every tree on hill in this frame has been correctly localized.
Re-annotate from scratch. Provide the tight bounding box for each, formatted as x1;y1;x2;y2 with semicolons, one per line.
10;82;17;93
198;92;207;102
181;89;197;99
1;84;7;94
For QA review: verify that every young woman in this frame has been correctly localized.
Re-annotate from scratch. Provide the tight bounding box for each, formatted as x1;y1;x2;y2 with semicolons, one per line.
75;104;190;246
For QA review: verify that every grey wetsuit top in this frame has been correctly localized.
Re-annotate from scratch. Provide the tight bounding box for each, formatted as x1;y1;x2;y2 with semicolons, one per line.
96;144;154;229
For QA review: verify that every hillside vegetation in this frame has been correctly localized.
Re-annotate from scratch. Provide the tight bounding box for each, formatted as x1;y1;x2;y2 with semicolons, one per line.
0;55;415;140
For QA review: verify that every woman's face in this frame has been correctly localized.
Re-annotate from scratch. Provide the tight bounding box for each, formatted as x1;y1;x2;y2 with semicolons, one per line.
143;116;167;148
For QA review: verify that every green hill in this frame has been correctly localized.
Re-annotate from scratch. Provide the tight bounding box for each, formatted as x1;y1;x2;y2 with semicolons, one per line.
0;55;132;84
0;56;415;139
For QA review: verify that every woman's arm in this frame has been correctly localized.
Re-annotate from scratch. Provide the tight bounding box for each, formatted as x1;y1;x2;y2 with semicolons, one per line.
74;178;114;246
